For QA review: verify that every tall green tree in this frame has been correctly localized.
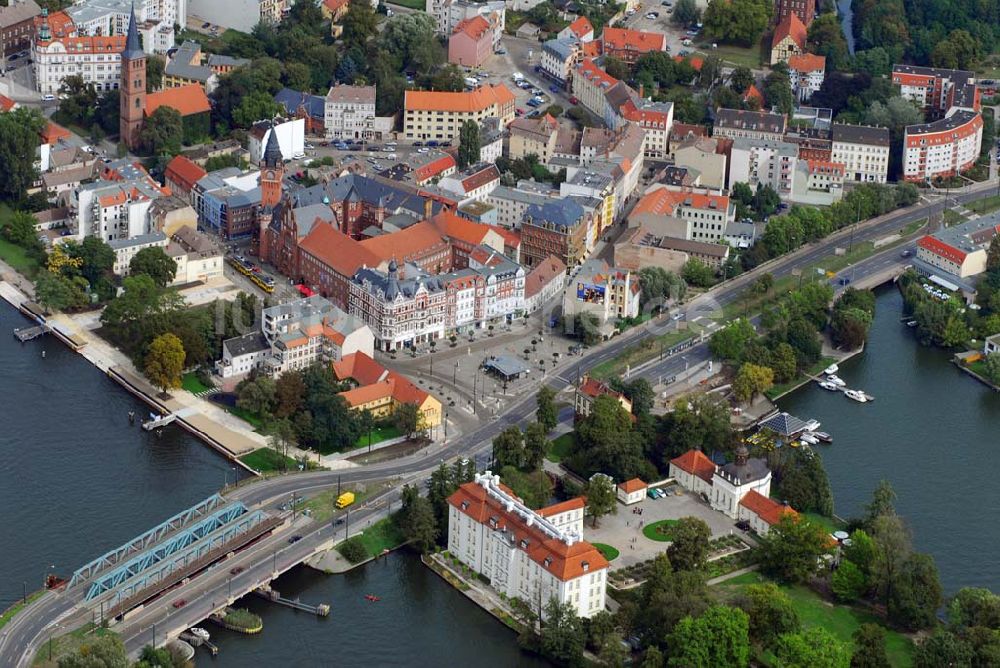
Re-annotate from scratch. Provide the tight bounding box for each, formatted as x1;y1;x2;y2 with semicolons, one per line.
393;401;424;439
709;318;757;361
397;484;439;552
139;106;184;156
865;479;897;525
540;599;587;666
58;634;129;668
807;14;849;70
758;515;829;583
342;0;379;49
145;332;186;395
667;517;712;572
0;108;46;202
667;605;750;668
232;91;283;129
145;55;165;92
237;376;277;420
523;421;549;471
887;553;942;630
536;385;558;431
763;63;794;115
129;246;177;287
703;0;771;46
774;627;850;668
457;119;481;169
585;474;616;528
913;629;973;668
737;583;799;650
671;0;701;26
732;362;774;403
729;66;755;94
493;425;525;469
850;624;890;668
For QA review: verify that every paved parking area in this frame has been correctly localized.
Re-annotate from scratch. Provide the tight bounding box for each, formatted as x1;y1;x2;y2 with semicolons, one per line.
583;486;739;568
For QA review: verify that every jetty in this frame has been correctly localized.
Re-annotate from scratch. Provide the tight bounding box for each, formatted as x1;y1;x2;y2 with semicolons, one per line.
14;325;47;342
178;632;218;656
253;585;330;616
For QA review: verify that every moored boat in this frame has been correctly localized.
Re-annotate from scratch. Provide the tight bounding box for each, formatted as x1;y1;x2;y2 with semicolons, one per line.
823;363;839;375
844;389;868;403
801;432;819;445
826;375;846;387
813;431;832;443
818;380;840;391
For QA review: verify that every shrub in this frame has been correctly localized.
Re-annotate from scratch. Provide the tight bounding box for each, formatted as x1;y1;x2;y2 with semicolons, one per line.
339;536;369;563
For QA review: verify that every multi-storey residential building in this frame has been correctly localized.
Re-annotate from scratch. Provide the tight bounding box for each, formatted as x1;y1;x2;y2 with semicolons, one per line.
673;135;728;190
600;27;666;64
428;0;504;47
324;84;377;140
558;15;593;42
163;40;249;90
486;185;557;229
403;84;515;141
787;53;825;102
562;258;640;332
468;245;525;321
575;374;632;417
333;352;443;430
713;109;787;142
522;198;591;268
0;0;40;58
350;260;448;351
164;155;207;202
831;124;890;183
572;58;619;121
61;0;184;54
893;65;983;182
790;159;845;205
729;138;800;198
438;163;502;201
165;225;224;285
508;114;559;164
448;15;493;68
775;0;815;26
447;473;608;620
618;96;673;159
541;37;581;84
630;187;735;244
441;269;483;330
188;0;286;33
770;12;807;65
32;13;125;94
915;213;1000;280
109;231;168;275
523;254;566;314
73;176;166;242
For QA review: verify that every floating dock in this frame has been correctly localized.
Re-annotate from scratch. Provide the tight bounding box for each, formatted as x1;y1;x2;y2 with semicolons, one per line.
14;325;47;341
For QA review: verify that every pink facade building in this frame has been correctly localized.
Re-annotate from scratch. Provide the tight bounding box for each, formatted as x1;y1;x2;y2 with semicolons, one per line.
448;15;493;68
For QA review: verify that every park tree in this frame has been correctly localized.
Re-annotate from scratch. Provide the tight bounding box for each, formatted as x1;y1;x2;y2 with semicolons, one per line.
844;529;878;582
887;553;942;630
913;629;973;668
585;474;616;528
769;343;798;383
709;318;757;361
807;14;849;70
729;66;754;94
638;266;686;309
232;91;283;129
774;627;850;668
238;376;277;420
394;402;425;439
671;0;701;26
129;247;177;287
987;236;1000;273
457;119;481;169
667;605;750;668
379;13;444;73
430;65;465;93
267;418;296;469
636;554;712;645
642;646;665;668
72;236;116;287
139;106;183;156
758;515;829;583
666;517;712;572
931;29;980;70
769;446;834;516
523;421;549;471
144;332;186;395
763;63;794;115
145;55;165;92
682;258;716;287
35;271;88;312
732;363;774;403
397;484;439;552
427;462;458;533
58;634;129;668
274;370;305;418
0;108;46;202
656;394;734;461
870;514;913;604
536;385;558;431
703;0;770;46
851;624;890;668
342;0;379;49
493;425;525;469
603;55;630;81
573;395;649;480
137;643;174;667
540;599;587;666
948;587;1000;630
737;583;799;650
831;559;868;602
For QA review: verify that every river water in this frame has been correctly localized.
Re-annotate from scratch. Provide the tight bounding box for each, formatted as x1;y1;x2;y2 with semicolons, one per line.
0;302;544;665
838;0;856;54
780;288;1000;593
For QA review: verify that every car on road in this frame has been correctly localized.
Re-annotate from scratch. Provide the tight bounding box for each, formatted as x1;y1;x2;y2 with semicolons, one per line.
645;11;659;18
334;517;345;526
569;95;579;105
173;599;187;608
288;535;302;544
230;566;244;575
496;47;507;55
41;94;55;102
417;147;430;153
202;22;210;28
838;277;851;286
549;84;559;93
900;249;913;258
413;141;423;146
427;140;439;147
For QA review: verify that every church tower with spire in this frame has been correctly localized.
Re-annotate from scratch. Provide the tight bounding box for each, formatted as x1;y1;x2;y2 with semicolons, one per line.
259;125;284;209
120;5;146;151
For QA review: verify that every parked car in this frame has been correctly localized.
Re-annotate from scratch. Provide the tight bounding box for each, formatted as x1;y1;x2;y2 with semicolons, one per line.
427;140;439;147
549;84;559;93
41;94;55;102
569;95;579;105
172;599;187;608
645;11;659;18
496;47;507;55
288;535;302;544
230;566;244;575
413;141;423;146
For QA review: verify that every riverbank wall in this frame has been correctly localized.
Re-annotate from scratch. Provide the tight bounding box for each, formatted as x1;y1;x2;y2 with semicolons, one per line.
0;280;261;475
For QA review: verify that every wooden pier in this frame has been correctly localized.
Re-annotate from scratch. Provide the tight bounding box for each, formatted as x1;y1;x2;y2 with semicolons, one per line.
14;325;47;342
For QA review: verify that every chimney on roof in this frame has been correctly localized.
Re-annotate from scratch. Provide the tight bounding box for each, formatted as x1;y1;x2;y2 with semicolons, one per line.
638;83;644;98
424;197;433;219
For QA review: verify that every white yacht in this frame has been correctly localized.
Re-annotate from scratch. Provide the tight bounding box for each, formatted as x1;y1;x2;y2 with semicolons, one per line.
818;380;840;391
801;432;820;445
189;628;210;642
823;363;839;375
803;419;821;432
826;375;846;387
844;389;868;403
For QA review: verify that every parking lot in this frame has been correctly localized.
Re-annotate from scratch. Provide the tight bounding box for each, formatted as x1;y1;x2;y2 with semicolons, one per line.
584;485;742;569
620;3;706;57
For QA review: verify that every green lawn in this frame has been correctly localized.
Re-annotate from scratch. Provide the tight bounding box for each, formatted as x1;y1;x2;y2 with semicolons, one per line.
239;448;301;473
802;512;844;535
351;517;407;557
302;484;384;523
642;519;680;542
181;372;212;394
942;209;967;226
967;195;1000;215
547;432;575;463
697;42;762;69
713;573;914;667
594;543;620;561
387;0;424;8
353;424;403;449
222;403;264;429
32;623;117;666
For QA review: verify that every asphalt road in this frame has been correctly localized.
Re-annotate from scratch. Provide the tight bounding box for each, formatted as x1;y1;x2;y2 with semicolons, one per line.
1;182;995;666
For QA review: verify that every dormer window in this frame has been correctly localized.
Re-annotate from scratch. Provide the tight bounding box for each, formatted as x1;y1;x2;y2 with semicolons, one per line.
544;557;552;568
582;561;590;572
460;501;469;510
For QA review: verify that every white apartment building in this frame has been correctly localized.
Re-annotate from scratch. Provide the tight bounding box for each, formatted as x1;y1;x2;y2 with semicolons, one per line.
631;187;735;244
324;84;377;140
787;53;825;102
66;0;183;54
831;124;890;183
403;85;515;141
468;245;526;321
108;231;168;276
619;98;673;159
447;473;608;620
33;32;125;94
729;138;799;199
486;185;557;229
73;179;163;242
903;110;983;182
441;270;481;331
541;37;580;83
713;108;787;142
428;0;504;48
350;260;448;352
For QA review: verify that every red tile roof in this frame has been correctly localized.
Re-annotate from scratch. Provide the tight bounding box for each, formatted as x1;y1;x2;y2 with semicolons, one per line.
489;225;521;249
431;210;494;245
602;27;667;54
670;449;717;483
0;94;15;112
524;254;566;298
360;220;447;262
788;52;826;72
453;15;491;40
334;351;431;408
618;478;647;493
673;55;704;71
448;482;609;581
332;351;388;386
566;16;593;39
405;84;515;113
458;164;501;193
299;222;380;277
164;155;207;191
537;497;586;517
743;84;764;105
633;188;730;216
413;153;457;183
578;376;624;400
145;84;211;117
739;490;798;526
774;13;807;51
40;121;71;145
35;11;75;39
917;235;967;264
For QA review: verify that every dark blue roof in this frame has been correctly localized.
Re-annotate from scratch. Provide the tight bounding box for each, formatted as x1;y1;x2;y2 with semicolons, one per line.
274;88;325;121
123;5;145;61
525;198;585;230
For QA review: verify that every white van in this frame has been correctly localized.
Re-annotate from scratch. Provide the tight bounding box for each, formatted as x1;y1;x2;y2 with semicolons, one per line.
512;72;523;82
464;77;479;88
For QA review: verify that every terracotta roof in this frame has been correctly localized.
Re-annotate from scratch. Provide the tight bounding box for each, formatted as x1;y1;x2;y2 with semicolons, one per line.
41;121;71;145
575;57;619;90
459;165;500;193
165;155;207;191
448;482;609;581
332;351;388;386
566;16;593;39
524;254;565;298
537;497;586;517
360;220;447;262
618;478;647;493
743;84;764;104
578;376;623;400
413;153;457;183
323;0;349;13
739;490;798;526
386;369;431;405
582;40;602;57
670;122;707;142
299;222;381;277
453;15;491;39
602;27;667;54
340;379;394;407
633;188;730;216
670;449;717;483
39;34;124;52
773;13;807;51
405;84;515;113
490;225;522;249
431;210;493;245
35;10;74;39
0;94;15;112
145;84;211;117
788;53;826;72
918;234;967;264
806;159;844;176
